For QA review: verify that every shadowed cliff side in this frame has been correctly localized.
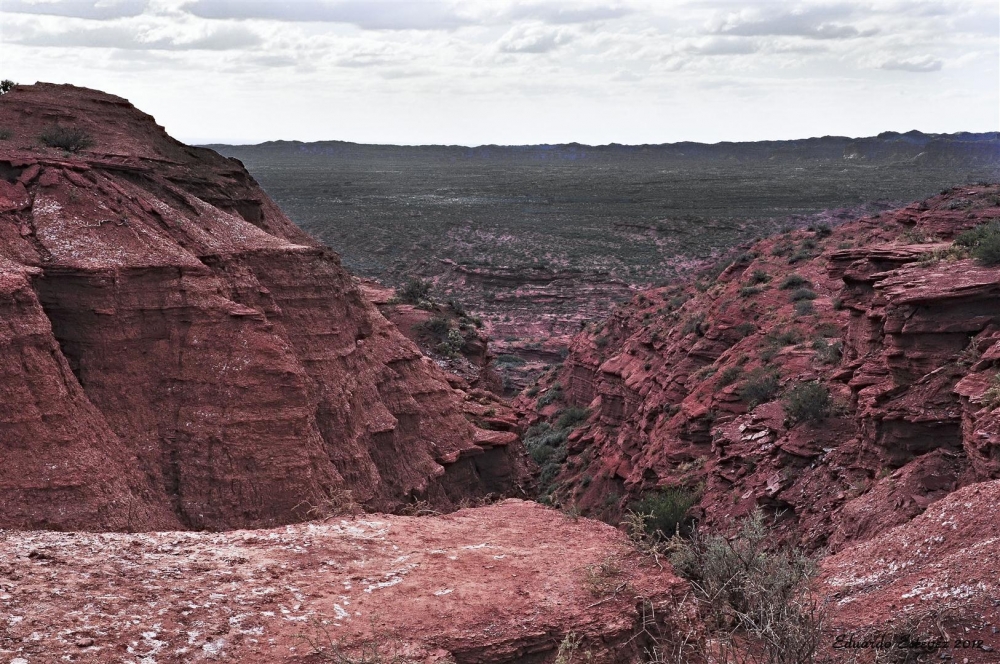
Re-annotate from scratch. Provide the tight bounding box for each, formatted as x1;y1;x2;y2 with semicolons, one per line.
0;83;529;532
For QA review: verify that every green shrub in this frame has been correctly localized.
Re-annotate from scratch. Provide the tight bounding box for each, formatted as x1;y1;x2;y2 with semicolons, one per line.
682;312;707;336
417;316;450;339
670;510;823;664
769;328;803;346
746;269;771;285
794;300;814;316
537;383;563;407
739;368;780;408
38;125;94;152
955;220;1000;266
399;278;431;303
790;288;817;301
0;79;15;95
733;322;756;338
495;354;526;366
628;488;698;540
717;365;742;387
784;381;831;424
831;297;844;310
812;338;842;364
779;274;810;290
555;406;589;429
739;285;763;297
813;223;832;237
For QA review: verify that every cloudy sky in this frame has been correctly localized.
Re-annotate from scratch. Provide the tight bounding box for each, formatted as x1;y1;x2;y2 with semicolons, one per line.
0;0;997;145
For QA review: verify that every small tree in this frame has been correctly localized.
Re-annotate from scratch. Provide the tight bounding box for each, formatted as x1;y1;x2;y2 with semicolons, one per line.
784;381;831;424
0;79;15;95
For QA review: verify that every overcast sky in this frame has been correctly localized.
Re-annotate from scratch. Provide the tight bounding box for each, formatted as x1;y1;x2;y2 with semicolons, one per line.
1;0;997;145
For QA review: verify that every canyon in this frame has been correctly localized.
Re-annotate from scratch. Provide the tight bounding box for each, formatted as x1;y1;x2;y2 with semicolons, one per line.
2;83;1000;662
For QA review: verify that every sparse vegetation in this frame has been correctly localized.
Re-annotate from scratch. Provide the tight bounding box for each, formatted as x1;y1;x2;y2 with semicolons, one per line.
628;488;698;540
670;510;826;664
954;219;1000;266
790;288;817;301
0;79;15;95
38;125;94;153
783;381;832;424
399;278;431;303
779;274;811;290
739;368;780;408
746;269;771;285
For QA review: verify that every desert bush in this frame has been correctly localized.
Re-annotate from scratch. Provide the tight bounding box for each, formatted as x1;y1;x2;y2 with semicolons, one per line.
793;300;814;316
811;338;842;365
38;125;94;152
747;269;771;285
954;219;1000;266
670;510;825;664
416;316;450;338
813;223;832;237
629;488;698;540
0;128;11;140
779;274;810;290
537;383;563;407
769;328;803;346
739;285;763;297
718;365;742;387
790;288;817;301
783;381;831;424
495;353;526;366
682;312;707;336
436;328;465;357
399;278;431;303
739;368;780;408
555;406;589;429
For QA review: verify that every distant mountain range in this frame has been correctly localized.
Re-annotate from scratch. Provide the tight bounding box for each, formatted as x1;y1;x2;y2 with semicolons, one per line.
207;130;1000;166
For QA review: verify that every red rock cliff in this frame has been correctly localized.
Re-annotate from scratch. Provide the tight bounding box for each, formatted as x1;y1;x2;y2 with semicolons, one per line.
0;83;528;532
517;182;1000;551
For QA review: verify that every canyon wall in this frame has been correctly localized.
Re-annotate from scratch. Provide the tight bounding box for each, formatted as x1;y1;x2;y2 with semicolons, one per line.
0;83;528;531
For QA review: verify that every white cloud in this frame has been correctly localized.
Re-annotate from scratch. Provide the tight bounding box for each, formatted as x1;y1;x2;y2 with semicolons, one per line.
0;0;995;144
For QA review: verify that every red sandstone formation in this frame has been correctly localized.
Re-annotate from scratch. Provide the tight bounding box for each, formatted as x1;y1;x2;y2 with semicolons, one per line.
821;478;1000;662
517;182;1000;551
0;84;529;532
0;499;690;663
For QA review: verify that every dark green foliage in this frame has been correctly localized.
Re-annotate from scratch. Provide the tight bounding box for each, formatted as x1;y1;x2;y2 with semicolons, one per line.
416;316;450;339
769;328;803;346
495;354;526;366
537;383;563;407
790;288;817;301
779;274;810;290
813;223;832;237
733;322;756;338
793;300;814;316
955;220;1000;266
0;79;14;95
739;286;763;297
746;269;771;285
831;297;844;310
399;278;431;303
629;488;698;540
447;298;466;316
38;125;94;152
739;368;780;408
555;406;589;429
784;381;831;423
717;365;742;387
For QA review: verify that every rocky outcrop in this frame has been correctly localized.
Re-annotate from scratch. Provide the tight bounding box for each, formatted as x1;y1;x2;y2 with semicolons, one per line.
820;479;1000;662
0;83;529;532
517;183;1000;551
0;499;692;663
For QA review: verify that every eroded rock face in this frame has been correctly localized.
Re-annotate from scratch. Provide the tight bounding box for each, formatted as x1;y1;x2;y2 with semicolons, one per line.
517;183;1000;551
820;479;1000;662
0;500;691;663
0;83;529;531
